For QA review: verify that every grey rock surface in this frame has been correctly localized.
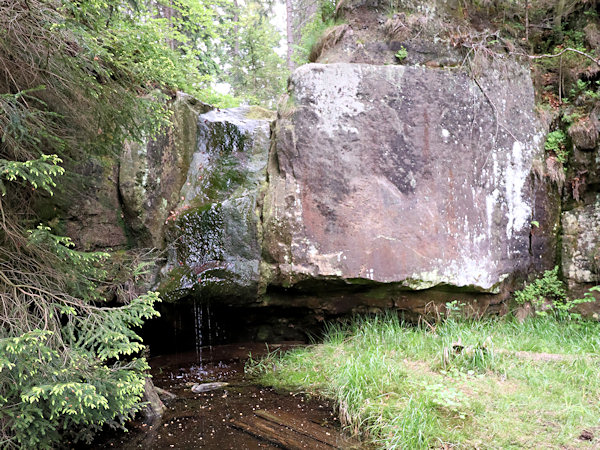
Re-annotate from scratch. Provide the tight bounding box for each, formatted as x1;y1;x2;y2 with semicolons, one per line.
119;93;209;248
562;197;600;284
160;106;273;302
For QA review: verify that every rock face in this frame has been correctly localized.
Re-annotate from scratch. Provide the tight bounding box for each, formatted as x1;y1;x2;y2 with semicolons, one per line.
63;159;129;251
48;1;600;326
560;125;600;303
119;94;210;248
262;62;549;294
60;59;562;320
562;198;600;284
159;106;273;302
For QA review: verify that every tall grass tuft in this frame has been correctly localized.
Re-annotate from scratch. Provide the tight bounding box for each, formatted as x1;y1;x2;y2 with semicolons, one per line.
246;312;600;448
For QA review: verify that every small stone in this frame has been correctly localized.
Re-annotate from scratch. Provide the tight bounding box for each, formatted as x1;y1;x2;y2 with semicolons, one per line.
191;382;229;393
579;430;594;441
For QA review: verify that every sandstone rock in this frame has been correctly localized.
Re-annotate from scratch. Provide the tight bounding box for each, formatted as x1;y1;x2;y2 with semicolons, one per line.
160;106;272;302
262;62;549;294
584;22;600;50
388;39;463;67
562;197;600;284
316;4;461;67
191;382;229;393
119;93;210;248
62;158;128;251
141;378;166;423
568;116;599;151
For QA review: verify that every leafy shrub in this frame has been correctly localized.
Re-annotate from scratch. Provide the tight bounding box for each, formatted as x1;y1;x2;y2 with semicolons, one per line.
514;267;566;306
544;130;569;164
0;223;161;448
513;267;597;320
424;383;470;419
395;46;408;62
0;312;156;448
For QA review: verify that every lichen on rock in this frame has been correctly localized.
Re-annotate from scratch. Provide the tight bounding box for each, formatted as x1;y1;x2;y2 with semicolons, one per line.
262;61;549;294
159;106;273;303
562;196;600;284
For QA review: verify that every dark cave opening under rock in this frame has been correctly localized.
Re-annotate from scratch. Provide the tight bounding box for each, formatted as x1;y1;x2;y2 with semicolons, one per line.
141;299;327;356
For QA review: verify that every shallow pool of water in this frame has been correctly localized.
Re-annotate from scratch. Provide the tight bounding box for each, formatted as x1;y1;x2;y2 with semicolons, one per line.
90;343;353;449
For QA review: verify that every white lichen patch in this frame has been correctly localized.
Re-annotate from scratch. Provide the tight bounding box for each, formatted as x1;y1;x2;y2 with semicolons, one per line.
504;141;531;239
292;64;367;138
403;257;503;293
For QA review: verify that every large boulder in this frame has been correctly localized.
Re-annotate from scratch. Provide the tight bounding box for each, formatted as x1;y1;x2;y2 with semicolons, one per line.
262;62;552;296
159;106;273;303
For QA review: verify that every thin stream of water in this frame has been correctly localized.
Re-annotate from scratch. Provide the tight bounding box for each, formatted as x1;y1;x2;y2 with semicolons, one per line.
194;299;219;366
194;299;203;365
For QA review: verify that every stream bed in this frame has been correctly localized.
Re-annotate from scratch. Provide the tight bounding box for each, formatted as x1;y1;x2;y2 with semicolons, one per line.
91;343;357;449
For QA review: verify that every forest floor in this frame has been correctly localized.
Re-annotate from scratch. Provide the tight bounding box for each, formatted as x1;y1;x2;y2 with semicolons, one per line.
247;314;600;449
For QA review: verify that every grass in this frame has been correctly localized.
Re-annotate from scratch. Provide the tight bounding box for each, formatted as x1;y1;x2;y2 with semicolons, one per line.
246;313;600;448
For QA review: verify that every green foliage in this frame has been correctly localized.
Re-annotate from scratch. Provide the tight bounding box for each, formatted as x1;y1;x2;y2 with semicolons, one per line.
0;0;193;447
293;0;338;66
194;87;241;109
27;225;110;301
0;155;64;196
569;79;600;101
1;291;158;448
0;0;231;171
395;46;408;62
514;267;566;306
424;382;470;417
444;299;466;321
562;110;584;125
225;2;288;108
544;130;569;164
0;213;162;448
513;267;597;320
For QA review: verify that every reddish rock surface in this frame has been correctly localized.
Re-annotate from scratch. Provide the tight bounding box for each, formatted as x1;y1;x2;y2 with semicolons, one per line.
262;62;553;293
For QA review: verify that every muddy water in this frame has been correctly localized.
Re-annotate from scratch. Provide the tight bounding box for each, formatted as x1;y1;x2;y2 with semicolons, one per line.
93;343;353;449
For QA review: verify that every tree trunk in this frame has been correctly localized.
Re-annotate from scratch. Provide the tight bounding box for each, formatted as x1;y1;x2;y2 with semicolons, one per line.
233;0;240;57
286;0;295;72
154;0;176;50
555;0;566;37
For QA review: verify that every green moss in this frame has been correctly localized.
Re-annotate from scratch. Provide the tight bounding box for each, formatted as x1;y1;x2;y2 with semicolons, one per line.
245;106;276;120
205;156;249;203
115;207;136;249
172;203;225;263
544;130;569;164
158;266;193;302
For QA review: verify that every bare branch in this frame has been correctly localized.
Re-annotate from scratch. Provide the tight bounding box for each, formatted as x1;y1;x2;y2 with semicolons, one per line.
526;47;600;66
